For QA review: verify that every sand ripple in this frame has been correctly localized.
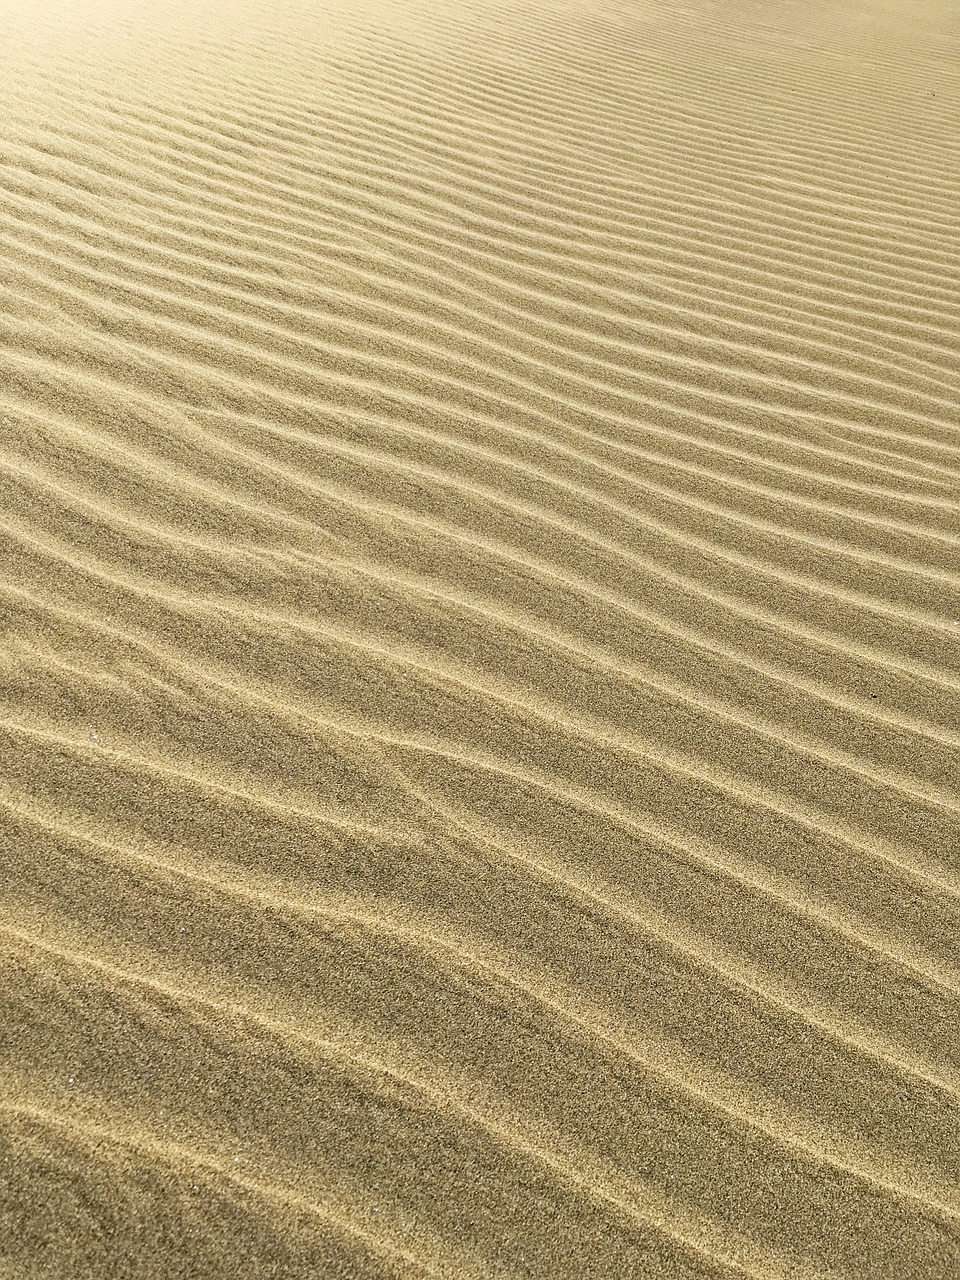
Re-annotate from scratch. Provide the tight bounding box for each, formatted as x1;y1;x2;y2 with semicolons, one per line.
1;0;959;1275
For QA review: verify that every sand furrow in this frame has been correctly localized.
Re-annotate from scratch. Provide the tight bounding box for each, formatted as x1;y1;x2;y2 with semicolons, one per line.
6;193;959;453
5;783;957;1111
8;111;960;390
2;0;958;1275
4;149;955;403
34;89;960;299
4;918;956;1237
6;446;960;758
4;322;959;697
5;131;956;396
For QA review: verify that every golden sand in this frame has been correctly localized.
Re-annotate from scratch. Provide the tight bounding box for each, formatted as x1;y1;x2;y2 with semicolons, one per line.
1;0;959;1275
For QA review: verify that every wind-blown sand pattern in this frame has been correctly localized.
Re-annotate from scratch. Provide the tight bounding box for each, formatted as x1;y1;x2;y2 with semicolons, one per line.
1;0;959;1275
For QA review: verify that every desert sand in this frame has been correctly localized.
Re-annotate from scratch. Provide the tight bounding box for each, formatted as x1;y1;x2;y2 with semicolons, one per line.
1;0;958;1275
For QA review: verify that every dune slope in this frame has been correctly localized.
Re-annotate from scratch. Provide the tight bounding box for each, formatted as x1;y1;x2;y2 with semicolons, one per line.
1;0;959;1276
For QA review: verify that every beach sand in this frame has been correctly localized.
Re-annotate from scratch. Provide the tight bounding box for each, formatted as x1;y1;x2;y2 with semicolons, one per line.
1;0;959;1275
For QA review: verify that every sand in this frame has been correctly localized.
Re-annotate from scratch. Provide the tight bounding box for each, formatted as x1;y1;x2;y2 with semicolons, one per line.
1;0;958;1275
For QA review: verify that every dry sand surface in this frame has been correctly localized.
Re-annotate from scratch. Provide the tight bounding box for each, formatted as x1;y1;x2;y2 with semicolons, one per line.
1;0;959;1275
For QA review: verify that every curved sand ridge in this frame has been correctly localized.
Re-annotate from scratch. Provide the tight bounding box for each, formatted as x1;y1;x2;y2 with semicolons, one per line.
1;0;959;1275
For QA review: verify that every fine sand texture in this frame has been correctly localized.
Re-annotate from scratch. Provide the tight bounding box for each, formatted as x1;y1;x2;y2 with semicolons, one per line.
1;0;959;1275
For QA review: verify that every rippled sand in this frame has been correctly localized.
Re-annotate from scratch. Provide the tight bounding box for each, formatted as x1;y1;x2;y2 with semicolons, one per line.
1;0;959;1276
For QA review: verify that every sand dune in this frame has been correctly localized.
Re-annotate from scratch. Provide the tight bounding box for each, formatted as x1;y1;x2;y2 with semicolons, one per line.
1;0;959;1275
